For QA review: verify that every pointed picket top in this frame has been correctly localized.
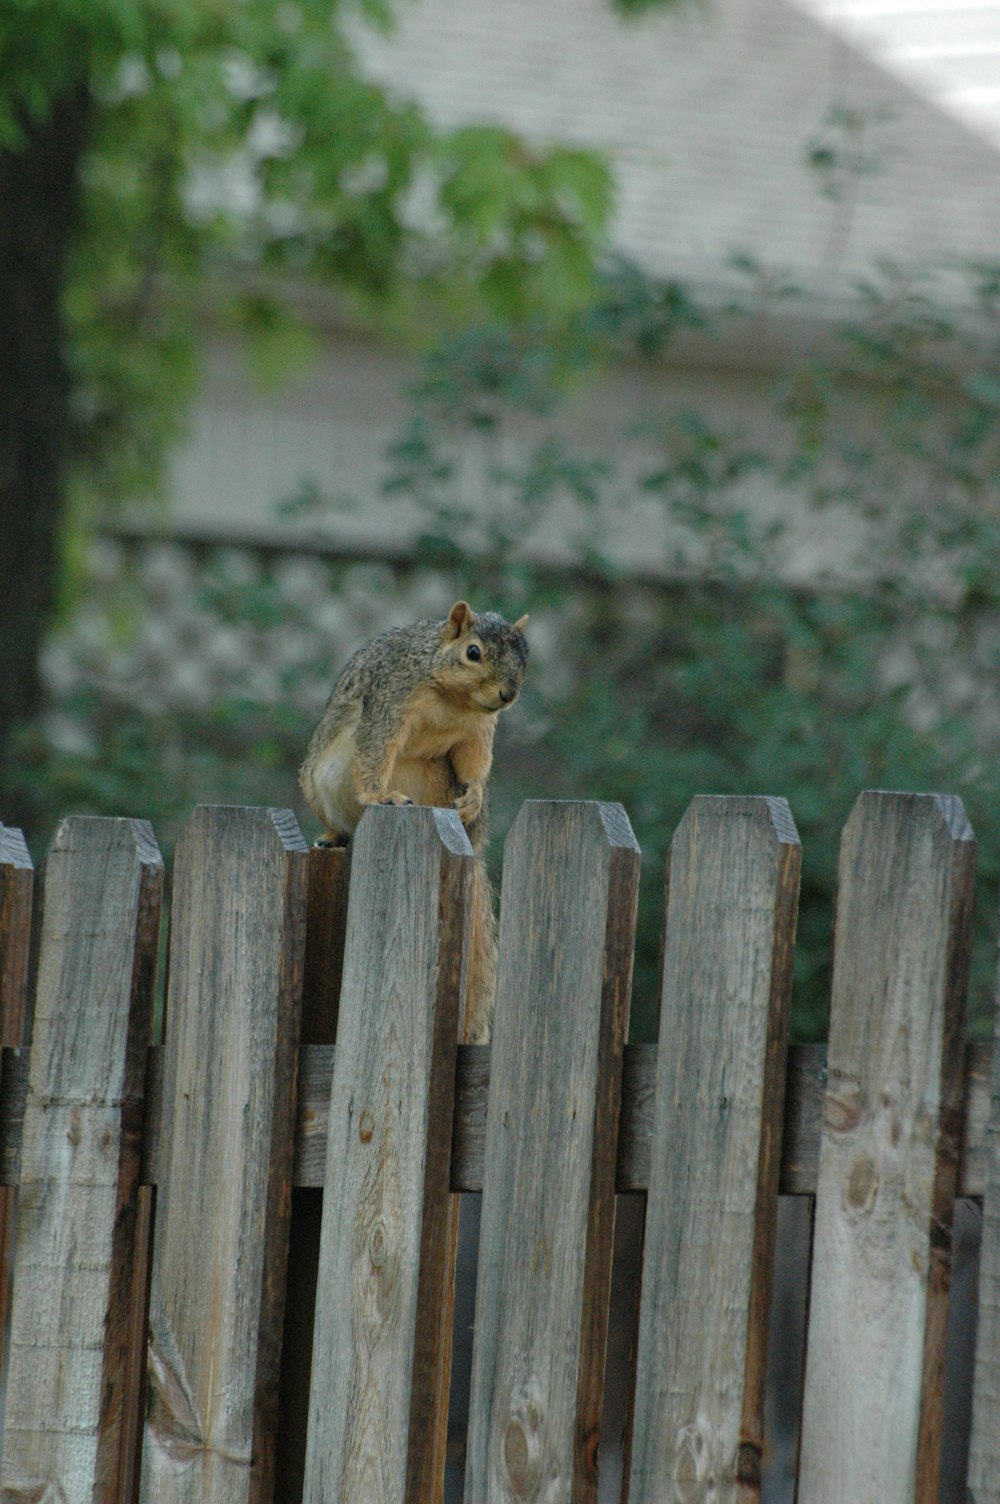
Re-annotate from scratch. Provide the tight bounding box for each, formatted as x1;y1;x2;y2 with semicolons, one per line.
141;805;309;1504
303;803;474;1504
1;816;163;1502
627;795;801;1503
465;799;640;1504
799;792;975;1504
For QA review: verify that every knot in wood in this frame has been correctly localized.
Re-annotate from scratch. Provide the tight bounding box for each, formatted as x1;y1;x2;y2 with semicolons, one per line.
358;1109;375;1143
843;1153;878;1217
502;1394;545;1498
823;1086;862;1134
736;1439;762;1487
580;1423;600;1480
673;1421;713;1504
368;1220;387;1269
878;1089;905;1149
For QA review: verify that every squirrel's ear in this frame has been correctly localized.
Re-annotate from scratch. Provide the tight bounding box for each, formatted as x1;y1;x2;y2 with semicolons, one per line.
444;600;475;639
513;613;529;635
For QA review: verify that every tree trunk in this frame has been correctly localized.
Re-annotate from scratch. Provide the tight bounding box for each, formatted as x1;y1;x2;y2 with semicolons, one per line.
0;86;91;813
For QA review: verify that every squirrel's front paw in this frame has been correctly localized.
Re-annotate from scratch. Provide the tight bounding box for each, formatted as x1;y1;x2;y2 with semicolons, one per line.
453;782;483;826
378;790;414;807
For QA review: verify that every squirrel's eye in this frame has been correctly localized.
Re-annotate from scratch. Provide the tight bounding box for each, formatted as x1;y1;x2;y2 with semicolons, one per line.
466;644;482;662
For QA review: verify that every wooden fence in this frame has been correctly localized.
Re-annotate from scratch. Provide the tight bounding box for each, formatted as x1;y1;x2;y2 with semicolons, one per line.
0;792;998;1502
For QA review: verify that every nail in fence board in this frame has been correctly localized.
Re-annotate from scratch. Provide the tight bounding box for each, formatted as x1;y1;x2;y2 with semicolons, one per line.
798;793;974;1504
139;805;308;1504
625;796;801;1503
1;817;163;1501
464;800;641;1504
966;901;1000;1500
302;806;473;1504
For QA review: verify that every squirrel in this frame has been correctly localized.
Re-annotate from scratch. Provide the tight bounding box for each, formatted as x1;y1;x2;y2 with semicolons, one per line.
299;600;529;1042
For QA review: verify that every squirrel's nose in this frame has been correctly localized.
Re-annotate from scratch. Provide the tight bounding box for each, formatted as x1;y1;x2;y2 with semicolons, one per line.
499;685;517;704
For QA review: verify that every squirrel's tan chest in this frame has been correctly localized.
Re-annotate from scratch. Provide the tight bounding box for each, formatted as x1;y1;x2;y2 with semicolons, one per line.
395;685;481;760
391;691;475;803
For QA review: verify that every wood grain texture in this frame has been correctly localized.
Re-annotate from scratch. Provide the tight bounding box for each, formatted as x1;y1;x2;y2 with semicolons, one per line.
625;796;800;1504
3;1038;994;1197
301;843;350;1045
0;822;33;1045
278;1036;994;1198
967;957;1000;1501
0;821;33;1429
961;1041;993;1201
139;805;308;1504
797;792;975;1504
275;842;352;1503
302;804;474;1504
1;816;163;1504
464;800;640;1504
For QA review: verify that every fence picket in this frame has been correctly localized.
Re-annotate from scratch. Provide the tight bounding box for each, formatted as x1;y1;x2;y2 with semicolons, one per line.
625;796;800;1503
301;805;473;1504
967;910;1000;1501
798;792;975;1504
276;843;351;1502
0;788;995;1499
0;816;162;1502
0;823;33;1045
139;805;308;1504
0;822;33;1408
464;800;640;1504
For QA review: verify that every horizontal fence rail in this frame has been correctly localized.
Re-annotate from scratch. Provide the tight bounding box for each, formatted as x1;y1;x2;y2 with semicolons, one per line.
0;1035;995;1200
0;793;997;1504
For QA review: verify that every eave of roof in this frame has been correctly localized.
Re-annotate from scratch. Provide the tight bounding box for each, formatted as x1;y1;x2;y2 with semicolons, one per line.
350;0;1000;313
791;0;1000;152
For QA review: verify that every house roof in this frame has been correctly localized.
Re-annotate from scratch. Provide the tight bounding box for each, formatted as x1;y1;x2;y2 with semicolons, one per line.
351;0;1000;311
793;0;1000;152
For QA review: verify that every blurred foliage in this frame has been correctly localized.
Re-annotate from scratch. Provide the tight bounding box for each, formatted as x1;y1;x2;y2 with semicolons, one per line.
1;0;614;529
372;288;1000;1039
13;258;1000;1042
5;3;1000;1042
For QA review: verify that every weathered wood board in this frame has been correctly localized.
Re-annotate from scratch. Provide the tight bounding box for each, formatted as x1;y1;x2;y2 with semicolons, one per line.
0;787;992;1501
798;793;975;1504
0;822;33;1415
0;822;33;1044
464;800;640;1504
139;805;308;1504
967;909;1000;1503
625;796;801;1503
302;805;473;1504
300;842;350;1046
3;1036;993;1198
275;843;351;1503
1;816;163;1503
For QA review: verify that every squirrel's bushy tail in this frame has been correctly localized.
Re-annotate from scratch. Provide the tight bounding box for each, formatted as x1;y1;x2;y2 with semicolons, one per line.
463;855;498;1044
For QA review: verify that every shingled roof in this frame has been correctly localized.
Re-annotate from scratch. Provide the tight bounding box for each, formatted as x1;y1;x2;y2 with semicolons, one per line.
795;0;1000;152
352;0;1000;309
